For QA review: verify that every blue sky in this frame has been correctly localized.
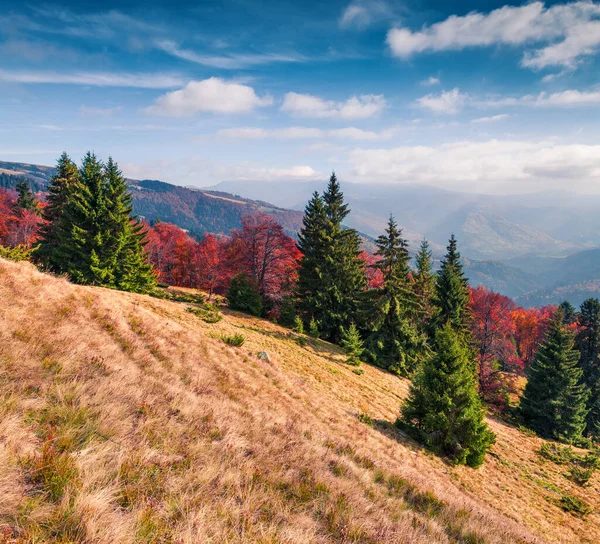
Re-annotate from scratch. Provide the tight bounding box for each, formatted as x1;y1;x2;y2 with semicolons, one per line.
1;0;599;194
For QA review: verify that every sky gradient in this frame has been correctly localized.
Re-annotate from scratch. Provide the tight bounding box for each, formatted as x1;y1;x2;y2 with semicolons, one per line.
1;0;600;194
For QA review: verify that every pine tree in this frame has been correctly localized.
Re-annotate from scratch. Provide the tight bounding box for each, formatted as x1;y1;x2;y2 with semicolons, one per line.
363;215;428;375
399;324;495;467
297;174;366;343
431;235;471;342
15;179;37;212
103;158;155;293
37;152;80;269
575;298;600;437
413;239;435;325
520;311;589;443
340;322;364;366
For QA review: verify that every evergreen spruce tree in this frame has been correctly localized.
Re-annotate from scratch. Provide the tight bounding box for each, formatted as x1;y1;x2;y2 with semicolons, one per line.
45;152;155;293
520;311;589;443
104;158;155;293
575;298;600;437
15;179;37;212
52;152;113;285
363;215;428;375
413;239;435;326
399;324;495;467
37;152;81;269
227;274;263;316
340;322;364;366
559;300;577;325
297;174;366;343
297;191;329;329
431;235;471;342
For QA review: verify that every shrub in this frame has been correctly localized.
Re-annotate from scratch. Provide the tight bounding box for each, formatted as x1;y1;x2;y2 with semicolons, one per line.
293;315;304;335
186;304;222;323
221;333;246;347
357;412;373;426
0;244;33;261
226;274;262;316
559;493;592;516
308;317;320;338
538;443;573;464
567;465;594;486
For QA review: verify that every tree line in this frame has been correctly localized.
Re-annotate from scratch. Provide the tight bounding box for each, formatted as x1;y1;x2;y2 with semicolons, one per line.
1;156;599;466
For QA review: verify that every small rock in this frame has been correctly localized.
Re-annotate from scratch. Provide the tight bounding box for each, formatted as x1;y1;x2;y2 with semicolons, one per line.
257;351;270;362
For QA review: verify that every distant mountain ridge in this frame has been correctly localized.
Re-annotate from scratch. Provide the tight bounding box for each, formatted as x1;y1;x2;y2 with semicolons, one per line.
5;159;600;307
0;160;304;238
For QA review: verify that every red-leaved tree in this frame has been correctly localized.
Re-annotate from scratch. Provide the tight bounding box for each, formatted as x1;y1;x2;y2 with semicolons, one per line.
226;213;300;306
195;233;228;298
470;286;521;407
512;305;556;369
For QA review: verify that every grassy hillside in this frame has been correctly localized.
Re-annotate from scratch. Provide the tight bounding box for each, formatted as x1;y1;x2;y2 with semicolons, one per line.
1;259;598;543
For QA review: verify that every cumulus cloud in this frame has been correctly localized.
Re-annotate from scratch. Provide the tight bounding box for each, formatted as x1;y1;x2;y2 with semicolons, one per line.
0;69;183;88
386;1;600;71
280;92;385;119
147;78;273;116
421;76;440;86
217;126;396;141
416;88;467;114
346;139;600;192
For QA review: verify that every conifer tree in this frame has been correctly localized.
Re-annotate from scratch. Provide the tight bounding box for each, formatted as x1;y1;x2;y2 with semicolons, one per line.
44;152;155;293
15;179;37;212
297;174;366;343
340;322;364;366
520;311;589;443
363;215;428;375
400;324;495;467
575;298;600;437
413;239;435;326
297;191;329;325
431;235;471;342
104;158;156;293
37;152;80;269
52;152;113;285
227;274;263;316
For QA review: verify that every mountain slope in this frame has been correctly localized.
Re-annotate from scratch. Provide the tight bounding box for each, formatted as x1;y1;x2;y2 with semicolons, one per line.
1;258;598;543
0;161;304;237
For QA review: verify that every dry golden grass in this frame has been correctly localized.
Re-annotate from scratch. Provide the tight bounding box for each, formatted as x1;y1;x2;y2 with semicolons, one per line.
0;257;598;543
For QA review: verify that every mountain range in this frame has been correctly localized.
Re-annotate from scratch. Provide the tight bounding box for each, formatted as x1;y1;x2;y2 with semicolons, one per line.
3;159;600;308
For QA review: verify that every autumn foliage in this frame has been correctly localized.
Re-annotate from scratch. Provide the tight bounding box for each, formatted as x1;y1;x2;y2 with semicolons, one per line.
144;213;300;311
0;188;45;247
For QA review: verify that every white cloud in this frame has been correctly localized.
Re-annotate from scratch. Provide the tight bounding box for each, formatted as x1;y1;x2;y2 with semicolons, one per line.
79;105;122;117
281;92;385;119
416;88;467;114
217;126;396;141
421;76;440;86
155;40;304;69
0;69;183;88
471;114;509;123
386;1;600;71
480;89;600;107
147;78;273;116
339;0;392;29
346;139;600;193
